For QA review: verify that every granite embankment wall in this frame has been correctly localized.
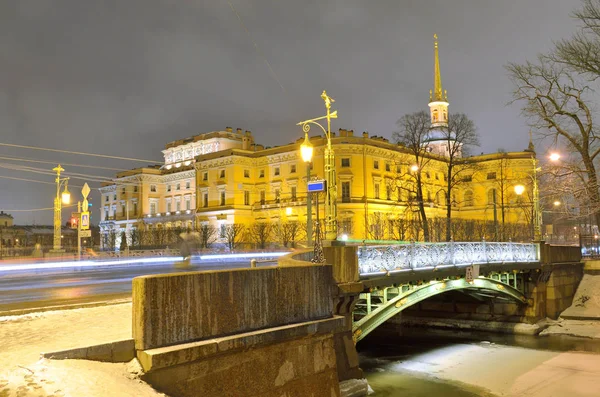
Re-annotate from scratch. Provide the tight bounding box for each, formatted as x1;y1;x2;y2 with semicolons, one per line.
132;265;345;397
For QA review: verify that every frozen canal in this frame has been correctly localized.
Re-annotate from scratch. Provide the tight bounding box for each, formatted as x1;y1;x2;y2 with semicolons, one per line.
359;328;600;397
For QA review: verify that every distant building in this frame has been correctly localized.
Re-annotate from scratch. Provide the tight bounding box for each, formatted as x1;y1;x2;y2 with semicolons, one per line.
98;36;536;248
0;211;13;227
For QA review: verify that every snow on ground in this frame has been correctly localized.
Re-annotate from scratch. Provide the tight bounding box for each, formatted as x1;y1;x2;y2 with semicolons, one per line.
560;274;600;320
0;302;164;396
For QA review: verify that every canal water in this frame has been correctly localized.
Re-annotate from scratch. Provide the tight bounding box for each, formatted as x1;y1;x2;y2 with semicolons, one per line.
358;327;600;396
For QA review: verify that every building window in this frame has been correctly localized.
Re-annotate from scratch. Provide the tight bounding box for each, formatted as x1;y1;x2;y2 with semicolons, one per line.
121;204;126;217
244;169;250;178
113;194;117;200
203;172;208;181
150;202;157;215
487;172;497;180
260;190;266;204
220;191;226;206
150;185;157;192
464;190;474;207
425;171;431;179
341;158;350;168
339;219;352;235
121;187;126;194
219;169;225;179
462;175;473;182
185;197;191;210
435;173;440;180
385;163;391;172
342;182;350;202
166;198;172;212
176;199;181;212
374;183;380;199
104;208;109;219
397;187;403;202
203;193;208;207
386;186;392;200
176;183;181;191
167;185;172;192
275;189;280;203
134;186;138;193
220;224;227;239
244;191;250;205
373;160;379;170
105;195;109;202
259;169;265;178
291;186;297;201
427;191;432;202
186;180;191;189
274;167;280;176
133;202;138;215
488;189;497;205
396;164;401;173
290;164;296;173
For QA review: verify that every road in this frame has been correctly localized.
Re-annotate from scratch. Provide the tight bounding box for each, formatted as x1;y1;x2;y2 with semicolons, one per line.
0;256;278;312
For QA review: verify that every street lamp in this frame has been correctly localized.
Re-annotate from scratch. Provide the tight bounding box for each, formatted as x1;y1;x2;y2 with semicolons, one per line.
300;132;314;247
297;90;338;241
52;165;70;252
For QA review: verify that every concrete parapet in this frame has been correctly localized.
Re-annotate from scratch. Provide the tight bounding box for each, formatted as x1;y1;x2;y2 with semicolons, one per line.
539;243;582;264
41;339;134;363
133;265;334;350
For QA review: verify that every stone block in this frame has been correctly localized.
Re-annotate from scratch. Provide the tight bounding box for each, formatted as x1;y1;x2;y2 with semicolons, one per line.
144;333;340;397
133;265;334;350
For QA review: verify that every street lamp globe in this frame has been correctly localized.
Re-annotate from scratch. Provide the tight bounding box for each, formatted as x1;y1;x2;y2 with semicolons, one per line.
514;184;525;195
410;164;419;173
549;153;561;162
61;186;71;204
300;132;313;163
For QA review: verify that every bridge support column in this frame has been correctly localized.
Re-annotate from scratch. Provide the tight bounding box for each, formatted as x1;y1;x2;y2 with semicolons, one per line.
323;243;365;383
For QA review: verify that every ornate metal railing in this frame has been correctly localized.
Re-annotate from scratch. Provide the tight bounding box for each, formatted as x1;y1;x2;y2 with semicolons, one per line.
358;241;539;275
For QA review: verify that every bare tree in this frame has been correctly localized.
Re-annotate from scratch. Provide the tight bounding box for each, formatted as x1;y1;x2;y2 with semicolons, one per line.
393;111;432;241
366;212;388;240
197;224;217;249
247;222;272;249
224;223;246;251
554;0;600;79
280;221;302;248
442;113;480;241
506;57;600;227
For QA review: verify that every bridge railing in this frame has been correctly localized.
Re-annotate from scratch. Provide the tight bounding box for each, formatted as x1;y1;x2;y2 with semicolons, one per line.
357;241;539;275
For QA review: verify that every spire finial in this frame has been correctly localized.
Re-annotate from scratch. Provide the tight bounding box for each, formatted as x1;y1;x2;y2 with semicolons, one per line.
431;34;446;103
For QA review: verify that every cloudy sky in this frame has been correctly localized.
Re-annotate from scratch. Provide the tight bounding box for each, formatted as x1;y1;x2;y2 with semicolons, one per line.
0;0;582;224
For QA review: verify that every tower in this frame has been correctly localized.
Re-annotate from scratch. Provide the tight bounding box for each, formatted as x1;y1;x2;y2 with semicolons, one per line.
425;34;455;157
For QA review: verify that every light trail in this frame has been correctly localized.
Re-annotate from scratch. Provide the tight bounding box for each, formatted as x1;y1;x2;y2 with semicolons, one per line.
0;252;290;273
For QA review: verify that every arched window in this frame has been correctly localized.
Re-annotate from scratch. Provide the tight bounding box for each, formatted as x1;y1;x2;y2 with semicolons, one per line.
464;190;474;207
432;109;438;122
487;189;497;205
443;110;447;121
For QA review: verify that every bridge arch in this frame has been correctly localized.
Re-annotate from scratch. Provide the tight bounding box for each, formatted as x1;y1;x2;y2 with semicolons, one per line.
352;278;527;343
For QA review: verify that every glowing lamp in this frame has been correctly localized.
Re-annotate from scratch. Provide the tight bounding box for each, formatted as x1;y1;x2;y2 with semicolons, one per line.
300;132;313;163
549;153;561;162
514;185;525;195
410;165;419;172
61;187;71;204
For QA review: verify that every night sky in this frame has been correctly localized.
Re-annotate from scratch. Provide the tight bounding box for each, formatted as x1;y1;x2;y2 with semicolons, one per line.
0;0;581;224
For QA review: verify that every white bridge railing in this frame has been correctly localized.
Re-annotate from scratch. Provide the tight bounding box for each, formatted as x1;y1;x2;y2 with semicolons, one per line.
358;241;539;276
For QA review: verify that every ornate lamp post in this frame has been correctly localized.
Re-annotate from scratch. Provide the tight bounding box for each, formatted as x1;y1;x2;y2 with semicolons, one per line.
52;165;71;251
297;90;338;241
300;132;314;246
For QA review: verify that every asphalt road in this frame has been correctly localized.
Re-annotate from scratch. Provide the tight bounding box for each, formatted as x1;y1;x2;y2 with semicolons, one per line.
0;257;275;312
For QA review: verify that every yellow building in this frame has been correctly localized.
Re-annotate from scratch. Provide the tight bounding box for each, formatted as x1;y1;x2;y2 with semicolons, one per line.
98;35;536;248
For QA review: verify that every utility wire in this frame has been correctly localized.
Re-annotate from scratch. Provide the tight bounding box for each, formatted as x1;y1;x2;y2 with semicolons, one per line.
0;155;129;172
0;142;159;163
0;203;77;212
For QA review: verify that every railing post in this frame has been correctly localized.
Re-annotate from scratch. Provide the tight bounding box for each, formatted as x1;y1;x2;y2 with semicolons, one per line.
482;238;488;263
409;240;416;269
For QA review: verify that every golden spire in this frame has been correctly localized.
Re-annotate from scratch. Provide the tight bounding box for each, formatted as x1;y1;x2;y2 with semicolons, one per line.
431;34;447;103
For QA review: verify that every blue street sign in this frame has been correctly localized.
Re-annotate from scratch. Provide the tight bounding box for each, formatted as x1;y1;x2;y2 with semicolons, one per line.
307;180;326;193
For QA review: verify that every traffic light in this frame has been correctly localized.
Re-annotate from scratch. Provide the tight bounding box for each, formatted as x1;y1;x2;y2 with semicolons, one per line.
70;216;78;229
